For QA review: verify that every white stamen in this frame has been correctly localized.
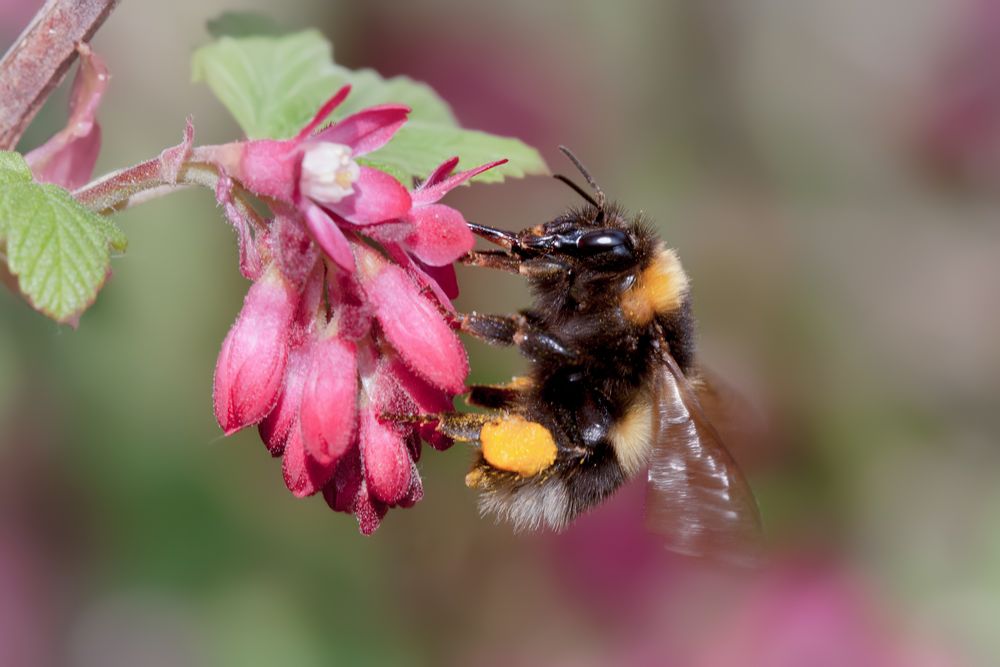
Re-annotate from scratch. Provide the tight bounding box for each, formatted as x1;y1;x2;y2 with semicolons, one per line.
300;142;361;204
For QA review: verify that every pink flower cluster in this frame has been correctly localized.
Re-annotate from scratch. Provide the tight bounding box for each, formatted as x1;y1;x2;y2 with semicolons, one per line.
210;86;504;533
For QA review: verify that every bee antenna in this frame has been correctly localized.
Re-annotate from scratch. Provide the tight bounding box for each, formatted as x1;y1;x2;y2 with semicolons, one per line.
553;174;599;208
558;145;606;209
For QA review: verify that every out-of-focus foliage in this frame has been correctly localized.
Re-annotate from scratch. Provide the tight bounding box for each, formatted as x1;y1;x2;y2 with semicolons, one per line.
192;27;547;182
2;1;999;666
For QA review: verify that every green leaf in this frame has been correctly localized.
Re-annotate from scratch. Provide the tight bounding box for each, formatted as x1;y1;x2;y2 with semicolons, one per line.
0;151;127;325
206;11;288;39
193;27;548;183
334;67;547;184
192;30;340;141
364;123;549;185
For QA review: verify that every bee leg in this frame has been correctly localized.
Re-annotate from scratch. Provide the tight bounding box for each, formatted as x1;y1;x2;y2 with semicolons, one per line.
433;412;492;442
518;258;568;282
466;376;532;409
460;250;521;273
461;252;568;282
458;312;578;363
382;411;490;443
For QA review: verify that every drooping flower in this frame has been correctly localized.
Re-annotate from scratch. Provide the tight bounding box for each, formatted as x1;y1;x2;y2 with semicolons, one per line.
208;87;506;533
25;44;108;189
372;155;508;299
399;156;507;267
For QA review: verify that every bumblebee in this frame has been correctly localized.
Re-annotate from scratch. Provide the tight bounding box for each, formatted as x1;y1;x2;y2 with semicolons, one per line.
430;148;761;562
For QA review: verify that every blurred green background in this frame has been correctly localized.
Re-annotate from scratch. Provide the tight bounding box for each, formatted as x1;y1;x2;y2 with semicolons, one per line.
2;1;999;665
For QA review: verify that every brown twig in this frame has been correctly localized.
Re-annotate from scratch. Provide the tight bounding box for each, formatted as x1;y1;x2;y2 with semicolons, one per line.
0;0;119;151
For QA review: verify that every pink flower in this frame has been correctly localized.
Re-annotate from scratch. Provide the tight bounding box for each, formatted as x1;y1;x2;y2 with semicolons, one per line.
398;156;507;267
25;44;107;189
216;85;412;272
209;89;506;533
914;0;1000;188
369;156;507;300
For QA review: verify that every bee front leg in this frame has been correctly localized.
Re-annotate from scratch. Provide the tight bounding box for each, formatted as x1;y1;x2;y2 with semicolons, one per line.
460;250;522;273
461;252;568;282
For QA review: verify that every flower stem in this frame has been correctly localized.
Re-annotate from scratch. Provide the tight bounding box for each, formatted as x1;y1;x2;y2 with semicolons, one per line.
74;157;266;230
0;0;120;150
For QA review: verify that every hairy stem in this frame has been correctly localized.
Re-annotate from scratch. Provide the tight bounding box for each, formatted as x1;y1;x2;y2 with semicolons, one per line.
0;0;119;150
74;158;266;229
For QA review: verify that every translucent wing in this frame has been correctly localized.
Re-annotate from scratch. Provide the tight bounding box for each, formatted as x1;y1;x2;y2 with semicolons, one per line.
645;350;763;565
691;366;768;470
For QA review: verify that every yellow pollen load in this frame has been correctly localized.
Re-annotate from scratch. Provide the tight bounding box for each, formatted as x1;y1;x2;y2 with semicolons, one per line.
620;249;688;325
480;416;557;476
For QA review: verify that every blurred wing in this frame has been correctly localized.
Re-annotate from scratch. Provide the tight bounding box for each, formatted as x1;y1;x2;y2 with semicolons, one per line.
691;367;767;470
645;351;763;565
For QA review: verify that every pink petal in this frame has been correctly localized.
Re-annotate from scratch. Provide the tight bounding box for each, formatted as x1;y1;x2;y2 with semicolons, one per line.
327;166;411;225
323;445;362;513
405;430;422;463
420;422;453;451
315;104;410;156
25;44;108;189
353;481;388;535
365;264;468;393
386;356;455;414
360;406;412;505
404;203;475;266
304;203;355;272
362;220;413;247
289;262;326;345
411;159;508;206
398;464;424;508
258;342;312;455
281;425;337;498
418;262;459;300
271;212;320;288
421;157;460;189
384;243;457;309
213;265;298;434
300;335;358;465
294;84;351;140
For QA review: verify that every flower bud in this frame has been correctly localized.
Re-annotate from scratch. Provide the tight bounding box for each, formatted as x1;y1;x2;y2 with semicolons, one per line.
360;254;468;393
299;332;358;465
360;405;411;505
258;342;311;455
213;264;298;435
281;424;338;498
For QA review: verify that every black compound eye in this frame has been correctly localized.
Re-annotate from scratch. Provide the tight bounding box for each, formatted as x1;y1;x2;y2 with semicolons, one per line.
576;229;632;254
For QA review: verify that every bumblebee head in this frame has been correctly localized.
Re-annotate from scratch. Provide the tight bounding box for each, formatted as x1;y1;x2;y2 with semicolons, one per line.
467;147;657;277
